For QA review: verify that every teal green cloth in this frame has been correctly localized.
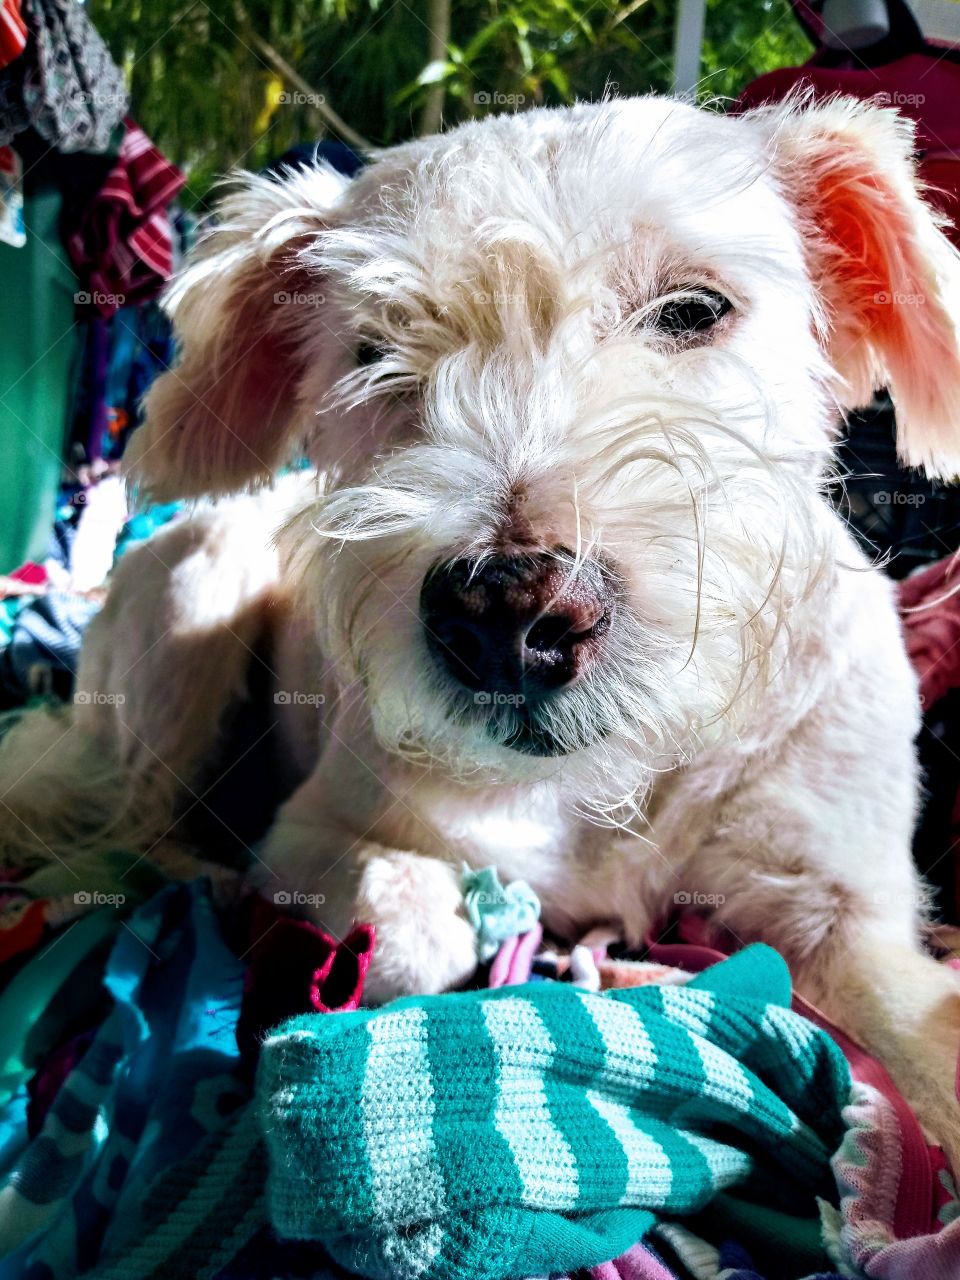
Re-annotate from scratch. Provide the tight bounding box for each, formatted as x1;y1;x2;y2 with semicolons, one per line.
461;863;540;960
113;501;183;563
258;944;851;1280
0;909;115;1105
0;188;80;573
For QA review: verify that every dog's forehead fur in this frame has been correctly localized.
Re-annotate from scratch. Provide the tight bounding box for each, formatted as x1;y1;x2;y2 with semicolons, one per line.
325;98;805;320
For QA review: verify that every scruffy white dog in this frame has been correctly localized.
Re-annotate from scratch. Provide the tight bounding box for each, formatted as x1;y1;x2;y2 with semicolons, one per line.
4;93;960;1156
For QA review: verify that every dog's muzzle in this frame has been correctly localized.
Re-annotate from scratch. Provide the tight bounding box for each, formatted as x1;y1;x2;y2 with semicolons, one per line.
419;551;614;753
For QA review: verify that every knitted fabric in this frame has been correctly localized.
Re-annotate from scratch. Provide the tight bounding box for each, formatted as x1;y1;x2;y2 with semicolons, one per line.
258;944;852;1280
822;1081;960;1280
461;864;541;961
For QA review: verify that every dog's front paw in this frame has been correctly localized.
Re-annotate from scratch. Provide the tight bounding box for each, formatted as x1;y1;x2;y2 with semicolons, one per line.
356;851;478;1004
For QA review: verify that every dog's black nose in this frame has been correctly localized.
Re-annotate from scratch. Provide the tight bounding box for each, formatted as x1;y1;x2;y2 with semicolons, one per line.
420;552;613;699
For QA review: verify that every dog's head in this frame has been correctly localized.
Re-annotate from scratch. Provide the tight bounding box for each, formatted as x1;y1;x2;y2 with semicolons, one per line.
128;95;960;807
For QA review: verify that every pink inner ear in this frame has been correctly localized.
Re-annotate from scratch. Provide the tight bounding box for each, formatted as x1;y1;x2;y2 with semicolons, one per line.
808;150;960;475
820;174;896;341
129;240;322;501
815;163;915;390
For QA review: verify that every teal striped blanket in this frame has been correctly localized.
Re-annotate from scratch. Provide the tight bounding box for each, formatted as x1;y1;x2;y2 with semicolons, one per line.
258;944;852;1280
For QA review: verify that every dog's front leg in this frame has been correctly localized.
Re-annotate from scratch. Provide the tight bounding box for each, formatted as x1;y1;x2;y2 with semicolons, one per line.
695;841;960;1168
254;750;479;1004
794;929;960;1164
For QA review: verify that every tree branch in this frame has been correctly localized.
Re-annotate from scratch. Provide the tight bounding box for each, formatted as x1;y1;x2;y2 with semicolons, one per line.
419;0;451;136
236;13;371;153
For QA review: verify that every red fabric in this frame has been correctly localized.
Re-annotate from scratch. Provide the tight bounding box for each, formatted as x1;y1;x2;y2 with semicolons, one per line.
67;120;185;318
0;0;27;71
9;561;47;588
309;922;375;1012
0;897;45;964
737;54;960;249
235;896;374;1073
898;553;960;711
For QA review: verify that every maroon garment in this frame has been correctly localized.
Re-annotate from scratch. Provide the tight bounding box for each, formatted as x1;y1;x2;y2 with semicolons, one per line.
644;915;941;1241
898;556;960;924
26;1027;97;1138
898;553;960;711
737;53;960;247
67;119;185;317
0;0;26;70
235;896;374;1074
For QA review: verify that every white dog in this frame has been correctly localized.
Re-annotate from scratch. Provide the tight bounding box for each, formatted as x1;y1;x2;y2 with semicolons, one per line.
4;93;960;1159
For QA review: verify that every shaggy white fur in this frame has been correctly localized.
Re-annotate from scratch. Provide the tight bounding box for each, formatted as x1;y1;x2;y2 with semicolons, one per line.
3;93;960;1161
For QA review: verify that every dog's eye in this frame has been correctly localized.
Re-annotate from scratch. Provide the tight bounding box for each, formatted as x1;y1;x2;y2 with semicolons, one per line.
654;289;732;338
356;342;386;367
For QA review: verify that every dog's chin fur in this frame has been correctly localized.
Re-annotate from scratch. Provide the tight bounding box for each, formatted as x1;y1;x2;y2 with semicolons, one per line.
472;703;600;758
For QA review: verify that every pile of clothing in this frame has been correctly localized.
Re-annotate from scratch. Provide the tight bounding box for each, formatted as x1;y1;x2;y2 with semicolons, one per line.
0;838;959;1280
2;492;960;1280
0;482;182;707
0;0;187;577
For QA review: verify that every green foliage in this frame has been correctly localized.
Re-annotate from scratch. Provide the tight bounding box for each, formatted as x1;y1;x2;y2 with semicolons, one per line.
397;0;678;121
88;0;812;204
701;0;811;101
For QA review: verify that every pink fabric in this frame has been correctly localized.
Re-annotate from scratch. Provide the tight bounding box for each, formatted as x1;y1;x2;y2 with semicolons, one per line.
591;1241;680;1278
833;1084;960;1279
487;923;543;987
67;121;185;317
554;1241;682;1280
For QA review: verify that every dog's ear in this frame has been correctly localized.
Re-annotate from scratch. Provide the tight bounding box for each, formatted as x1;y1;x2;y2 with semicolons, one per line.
125;166;350;501
759;95;960;479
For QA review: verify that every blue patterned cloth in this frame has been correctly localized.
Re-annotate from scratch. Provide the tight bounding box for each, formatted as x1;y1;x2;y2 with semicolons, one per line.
0;881;247;1278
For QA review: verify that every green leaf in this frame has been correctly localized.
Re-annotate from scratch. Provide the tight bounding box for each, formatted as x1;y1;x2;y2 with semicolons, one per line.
416;57;457;86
